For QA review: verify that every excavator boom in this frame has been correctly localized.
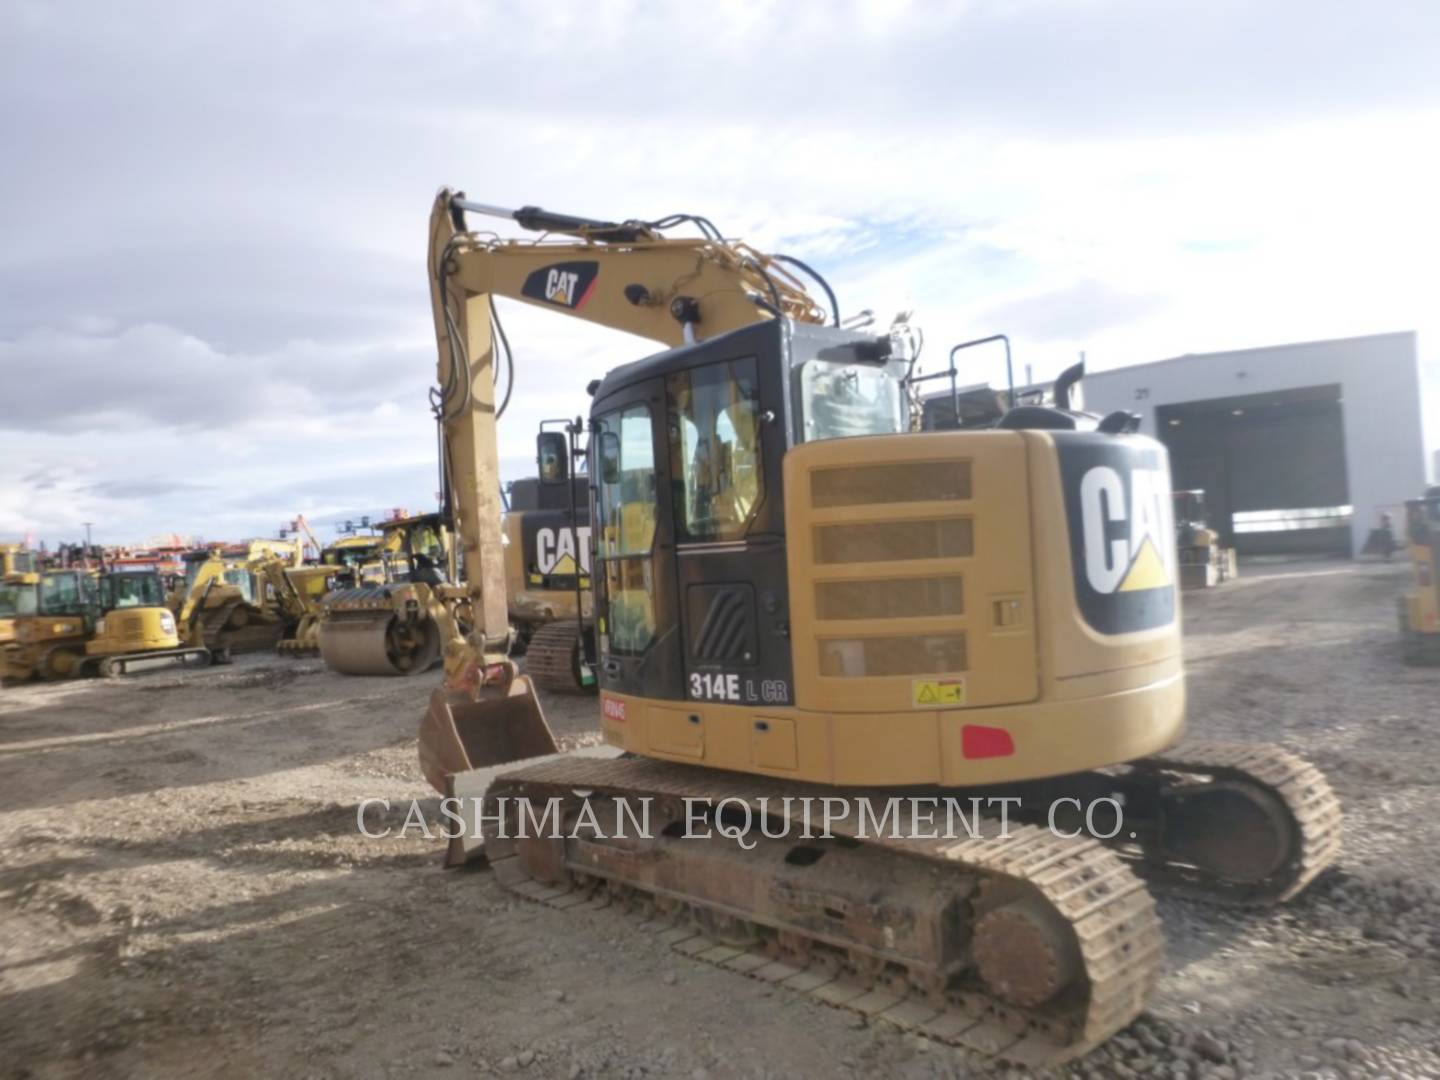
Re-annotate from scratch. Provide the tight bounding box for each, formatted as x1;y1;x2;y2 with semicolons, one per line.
416;189;833;784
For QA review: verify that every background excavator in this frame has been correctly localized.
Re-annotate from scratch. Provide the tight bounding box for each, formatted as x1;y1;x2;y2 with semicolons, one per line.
505;464;595;694
397;189;1340;1066
1399;486;1440;664
3;566;212;681
0;545;39;652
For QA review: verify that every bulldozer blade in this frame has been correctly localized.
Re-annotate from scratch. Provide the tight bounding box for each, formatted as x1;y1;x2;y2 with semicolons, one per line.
418;677;559;794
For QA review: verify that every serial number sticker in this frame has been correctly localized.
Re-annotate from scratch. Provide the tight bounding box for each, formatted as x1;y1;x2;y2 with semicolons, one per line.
912;678;966;707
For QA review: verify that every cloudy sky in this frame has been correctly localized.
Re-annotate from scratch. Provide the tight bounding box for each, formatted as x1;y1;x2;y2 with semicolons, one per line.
2;0;1438;547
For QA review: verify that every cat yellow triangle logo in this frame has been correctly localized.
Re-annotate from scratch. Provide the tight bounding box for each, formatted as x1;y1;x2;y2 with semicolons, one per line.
1118;537;1170;592
549;552;579;576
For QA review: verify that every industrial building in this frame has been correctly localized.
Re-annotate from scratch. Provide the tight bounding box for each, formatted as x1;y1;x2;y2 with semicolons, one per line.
1083;331;1425;557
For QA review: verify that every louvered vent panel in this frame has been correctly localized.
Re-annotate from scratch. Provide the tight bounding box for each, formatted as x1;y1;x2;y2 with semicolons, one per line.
810;461;971;508
814;577;964;620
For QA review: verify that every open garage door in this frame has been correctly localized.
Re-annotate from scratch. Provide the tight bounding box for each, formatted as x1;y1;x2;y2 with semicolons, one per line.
1157;385;1352;556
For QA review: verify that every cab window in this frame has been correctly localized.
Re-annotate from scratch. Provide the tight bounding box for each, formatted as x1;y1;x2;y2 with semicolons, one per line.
39;572;96;615
593;404;657;655
223;568;255;603
667;358;763;543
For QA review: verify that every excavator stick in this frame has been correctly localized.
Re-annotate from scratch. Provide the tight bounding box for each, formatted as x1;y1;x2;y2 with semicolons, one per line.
418;678;558;794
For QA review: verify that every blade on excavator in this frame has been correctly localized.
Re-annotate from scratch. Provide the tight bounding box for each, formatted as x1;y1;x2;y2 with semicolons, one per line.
418;676;558;795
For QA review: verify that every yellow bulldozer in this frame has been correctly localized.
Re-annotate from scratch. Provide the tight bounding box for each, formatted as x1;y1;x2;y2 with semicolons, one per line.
2;566;213;681
326;190;1343;1066
174;539;302;656
1398;487;1440;664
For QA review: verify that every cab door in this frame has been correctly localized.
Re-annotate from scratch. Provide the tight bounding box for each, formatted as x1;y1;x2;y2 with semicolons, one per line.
591;379;684;701
665;329;793;710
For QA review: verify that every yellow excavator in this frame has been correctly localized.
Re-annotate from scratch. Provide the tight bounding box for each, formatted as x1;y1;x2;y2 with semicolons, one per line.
383;191;1342;1066
1;545;39;650
506;464;596;693
0;571;39;654
1399;486;1440;664
3;566;213;681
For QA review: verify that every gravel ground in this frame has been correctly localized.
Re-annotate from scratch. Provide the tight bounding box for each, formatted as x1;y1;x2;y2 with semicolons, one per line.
1;558;1437;1079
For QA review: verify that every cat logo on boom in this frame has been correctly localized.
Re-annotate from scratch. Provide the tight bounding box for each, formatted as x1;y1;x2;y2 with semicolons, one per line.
521;260;599;311
1055;433;1177;635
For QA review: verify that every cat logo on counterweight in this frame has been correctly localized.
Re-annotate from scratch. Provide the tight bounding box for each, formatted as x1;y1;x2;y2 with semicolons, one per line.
1055;432;1177;635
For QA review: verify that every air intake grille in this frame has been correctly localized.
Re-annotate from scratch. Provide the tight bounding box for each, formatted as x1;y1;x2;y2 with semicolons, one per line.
815;577;964;620
818;634;968;677
814;519;974;564
689;585;755;663
811;461;971;508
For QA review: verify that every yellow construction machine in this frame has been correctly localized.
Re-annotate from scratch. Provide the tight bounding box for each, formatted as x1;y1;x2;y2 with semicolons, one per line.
1;543;36;577
505;465;596;693
2;567;212;681
248;556;334;656
315;511;455;675
174;539;302;656
1399;487;1440;664
319;534;388;586
374;191;1343;1065
1172;489;1238;590
0;570;39;654
0;547;40;654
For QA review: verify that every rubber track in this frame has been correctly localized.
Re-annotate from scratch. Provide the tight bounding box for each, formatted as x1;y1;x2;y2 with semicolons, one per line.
1139;740;1343;904
523;621;585;694
482;755;1164;1066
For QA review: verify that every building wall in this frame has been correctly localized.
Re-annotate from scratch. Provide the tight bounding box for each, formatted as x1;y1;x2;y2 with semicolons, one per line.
1083;332;1425;555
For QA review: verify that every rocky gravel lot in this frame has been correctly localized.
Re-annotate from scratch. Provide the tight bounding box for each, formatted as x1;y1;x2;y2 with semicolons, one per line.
1;558;1437;1079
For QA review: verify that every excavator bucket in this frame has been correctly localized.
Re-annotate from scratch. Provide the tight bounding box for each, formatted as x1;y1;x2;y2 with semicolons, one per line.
418;677;558;794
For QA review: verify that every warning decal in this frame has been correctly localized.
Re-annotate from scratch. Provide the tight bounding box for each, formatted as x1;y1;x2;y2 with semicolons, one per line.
911;677;967;708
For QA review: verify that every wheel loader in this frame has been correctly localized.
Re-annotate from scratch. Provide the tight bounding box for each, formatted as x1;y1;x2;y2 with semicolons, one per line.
2;567;212;682
367;190;1345;1065
1398;487;1440;664
1172;489;1238;589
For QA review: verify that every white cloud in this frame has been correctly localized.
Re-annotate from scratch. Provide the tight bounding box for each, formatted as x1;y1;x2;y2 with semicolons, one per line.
2;0;1439;543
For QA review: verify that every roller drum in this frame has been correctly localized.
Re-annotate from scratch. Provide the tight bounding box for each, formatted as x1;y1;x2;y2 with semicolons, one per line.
319;612;440;676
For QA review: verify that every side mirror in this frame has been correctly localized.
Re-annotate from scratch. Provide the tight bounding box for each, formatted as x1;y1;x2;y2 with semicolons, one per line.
537;431;569;484
599;431;622;485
